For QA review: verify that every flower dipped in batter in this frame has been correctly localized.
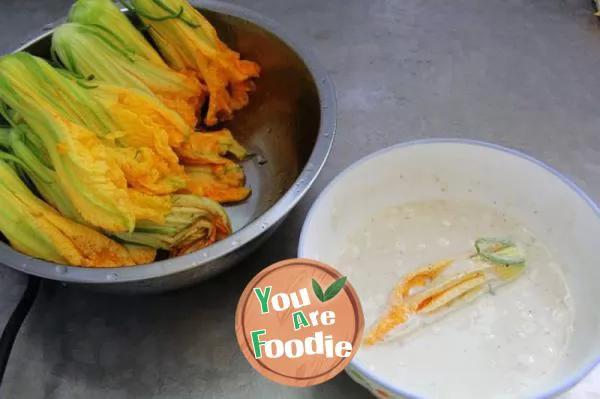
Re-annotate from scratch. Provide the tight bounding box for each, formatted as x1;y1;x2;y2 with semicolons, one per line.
364;237;527;346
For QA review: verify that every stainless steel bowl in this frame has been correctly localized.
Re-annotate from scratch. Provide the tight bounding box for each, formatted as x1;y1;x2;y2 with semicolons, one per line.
0;0;335;293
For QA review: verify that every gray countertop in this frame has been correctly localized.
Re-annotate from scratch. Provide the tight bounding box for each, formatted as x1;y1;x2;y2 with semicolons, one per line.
1;0;600;398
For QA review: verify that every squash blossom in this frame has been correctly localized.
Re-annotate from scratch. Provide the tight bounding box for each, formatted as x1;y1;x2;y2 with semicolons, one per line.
5;125;233;253
0;158;154;267
182;163;250;203
113;194;232;256
0;53;189;197
52;21;205;129
176;129;250;203
0;85;135;232
0;1;256;266
364;238;527;346
6;123;80;221
0;53;177;230
8;123;174;232
176;129;248;165
128;0;261;126
68;0;166;66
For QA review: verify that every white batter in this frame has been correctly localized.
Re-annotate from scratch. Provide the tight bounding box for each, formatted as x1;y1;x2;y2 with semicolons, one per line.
337;199;574;399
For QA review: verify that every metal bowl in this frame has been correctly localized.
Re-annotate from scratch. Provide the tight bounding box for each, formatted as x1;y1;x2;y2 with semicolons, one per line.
0;0;335;293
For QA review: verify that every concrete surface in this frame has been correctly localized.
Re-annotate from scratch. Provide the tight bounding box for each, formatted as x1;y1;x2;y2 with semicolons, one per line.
1;0;600;398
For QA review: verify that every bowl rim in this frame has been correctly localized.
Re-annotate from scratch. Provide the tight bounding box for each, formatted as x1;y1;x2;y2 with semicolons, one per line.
0;0;336;284
297;138;600;399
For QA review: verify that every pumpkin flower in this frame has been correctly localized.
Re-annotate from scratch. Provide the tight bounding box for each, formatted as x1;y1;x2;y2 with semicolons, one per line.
0;158;153;267
0;53;175;229
68;0;166;66
0;53;189;196
176;129;248;165
6;125;229;254
128;0;261;126
113;194;232;256
182;162;250;203
6;123;80;221
52;21;205;128
364;237;527;346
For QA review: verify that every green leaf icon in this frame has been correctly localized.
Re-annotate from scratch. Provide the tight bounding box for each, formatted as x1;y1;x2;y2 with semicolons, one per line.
312;279;325;302
312;276;348;303
323;276;347;302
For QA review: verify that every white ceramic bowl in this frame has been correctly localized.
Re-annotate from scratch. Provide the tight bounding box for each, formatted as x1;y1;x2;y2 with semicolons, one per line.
298;139;600;399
